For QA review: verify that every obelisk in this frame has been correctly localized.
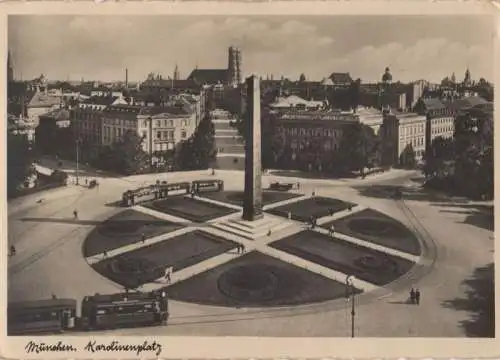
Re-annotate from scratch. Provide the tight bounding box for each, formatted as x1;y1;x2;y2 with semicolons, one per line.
242;75;263;221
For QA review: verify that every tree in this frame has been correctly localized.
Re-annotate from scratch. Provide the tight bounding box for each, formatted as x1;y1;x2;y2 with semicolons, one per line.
339;123;380;174
399;143;416;168
176;115;216;170
423;136;454;177
299;73;306;82
100;130;149;175
7;133;35;197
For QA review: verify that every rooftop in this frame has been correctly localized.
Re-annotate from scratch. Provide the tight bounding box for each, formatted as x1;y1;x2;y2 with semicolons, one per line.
187;69;229;85
329;72;353;85
27;92;61;108
39;108;70;121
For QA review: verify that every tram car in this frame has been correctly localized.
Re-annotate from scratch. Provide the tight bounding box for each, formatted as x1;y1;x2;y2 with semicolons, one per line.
8;298;77;335
80;290;169;330
8;291;169;335
192;179;224;193
121;180;223;207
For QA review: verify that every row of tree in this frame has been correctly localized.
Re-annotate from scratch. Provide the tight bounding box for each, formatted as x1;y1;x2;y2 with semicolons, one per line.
7;133;36;198
235;109;384;175
174;115;217;170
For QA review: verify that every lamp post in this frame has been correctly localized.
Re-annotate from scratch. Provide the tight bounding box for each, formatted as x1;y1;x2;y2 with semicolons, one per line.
346;275;356;338
75;137;80;185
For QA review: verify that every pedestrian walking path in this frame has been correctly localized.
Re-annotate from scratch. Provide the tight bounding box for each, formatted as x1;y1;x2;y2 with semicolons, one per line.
311;226;420;263
257;245;379;292
262;194;309;211
316;204;366;225
190;195;242;210
85;226;197;265
133;205;192;224
140;252;238;291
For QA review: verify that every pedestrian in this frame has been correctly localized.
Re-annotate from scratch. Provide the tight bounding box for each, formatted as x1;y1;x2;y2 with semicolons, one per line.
241;244;246;253
52;293;57;299
165;267;172;284
287;211;292;220
296;182;300;190
415;289;421;305
348;204;353;212
267;229;272;236
312;191;316;197
73;209;78;220
410;288;416;305
329;225;335;236
9;245;16;257
211;168;215;176
85;178;88;186
328;208;334;216
141;233;146;243
103;250;108;258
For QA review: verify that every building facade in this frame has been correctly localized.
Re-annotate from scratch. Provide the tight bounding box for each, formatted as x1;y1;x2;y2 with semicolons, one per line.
381;112;427;166
414;98;455;149
272;110;358;171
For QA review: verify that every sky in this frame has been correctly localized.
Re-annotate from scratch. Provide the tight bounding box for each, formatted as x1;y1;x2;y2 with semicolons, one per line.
8;15;494;84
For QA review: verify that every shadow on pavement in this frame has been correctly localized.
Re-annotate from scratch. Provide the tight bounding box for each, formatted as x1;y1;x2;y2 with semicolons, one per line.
435;203;494;232
19;217;172;227
442;263;495;338
267;169;357;180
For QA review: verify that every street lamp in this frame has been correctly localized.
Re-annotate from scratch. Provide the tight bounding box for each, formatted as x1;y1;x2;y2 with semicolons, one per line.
75;137;81;185
345;275;356;338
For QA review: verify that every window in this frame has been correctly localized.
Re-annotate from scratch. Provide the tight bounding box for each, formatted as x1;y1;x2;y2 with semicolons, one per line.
157;131;161;139
169;131;174;139
169;120;174;127
156;120;161;128
181;120;187;127
181;131;187;139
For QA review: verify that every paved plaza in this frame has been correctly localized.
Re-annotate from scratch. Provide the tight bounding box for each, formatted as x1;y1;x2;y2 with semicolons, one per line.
7;160;494;337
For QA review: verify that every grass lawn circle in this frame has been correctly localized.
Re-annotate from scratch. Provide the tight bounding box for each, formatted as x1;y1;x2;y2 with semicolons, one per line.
218;265;280;303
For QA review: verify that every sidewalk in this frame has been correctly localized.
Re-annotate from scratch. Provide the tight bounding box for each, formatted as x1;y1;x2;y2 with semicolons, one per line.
85;226;198;265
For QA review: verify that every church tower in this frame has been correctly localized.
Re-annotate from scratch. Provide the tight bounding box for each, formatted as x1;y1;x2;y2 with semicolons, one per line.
228;46;242;87
173;64;180;81
464;67;471;86
380;66;393;113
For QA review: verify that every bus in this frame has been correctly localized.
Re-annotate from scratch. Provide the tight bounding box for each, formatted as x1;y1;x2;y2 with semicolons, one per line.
8;299;77;335
192;179;224;194
80;291;168;330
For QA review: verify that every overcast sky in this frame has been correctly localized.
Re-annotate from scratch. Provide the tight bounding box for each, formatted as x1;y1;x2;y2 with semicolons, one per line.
8;15;494;83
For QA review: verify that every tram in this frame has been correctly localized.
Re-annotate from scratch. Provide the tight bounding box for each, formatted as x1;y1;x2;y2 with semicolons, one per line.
8;298;77;335
80;290;169;330
8;291;169;335
122;180;223;207
192;179;224;193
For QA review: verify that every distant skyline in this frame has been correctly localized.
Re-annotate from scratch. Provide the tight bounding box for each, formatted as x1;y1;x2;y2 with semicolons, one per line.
8;15;494;84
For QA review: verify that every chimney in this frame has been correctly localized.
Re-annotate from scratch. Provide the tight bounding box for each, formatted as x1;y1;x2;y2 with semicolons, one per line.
125;68;129;88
